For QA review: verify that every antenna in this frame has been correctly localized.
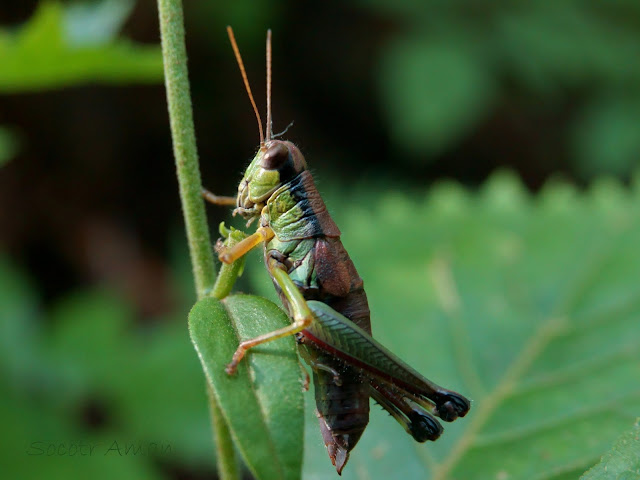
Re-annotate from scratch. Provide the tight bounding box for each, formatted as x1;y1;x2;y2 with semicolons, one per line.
266;29;273;141
226;26;264;145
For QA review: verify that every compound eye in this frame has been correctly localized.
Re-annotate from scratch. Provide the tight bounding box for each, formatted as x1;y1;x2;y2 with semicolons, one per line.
262;142;290;170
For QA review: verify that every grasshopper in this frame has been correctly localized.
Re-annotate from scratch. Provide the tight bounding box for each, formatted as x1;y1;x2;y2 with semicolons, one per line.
204;27;470;474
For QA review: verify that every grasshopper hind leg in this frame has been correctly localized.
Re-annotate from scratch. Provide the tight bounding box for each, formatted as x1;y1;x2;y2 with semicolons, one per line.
370;383;443;443
407;411;442;443
431;391;471;422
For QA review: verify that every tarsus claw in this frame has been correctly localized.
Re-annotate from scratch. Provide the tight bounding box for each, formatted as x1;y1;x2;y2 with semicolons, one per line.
434;392;471;421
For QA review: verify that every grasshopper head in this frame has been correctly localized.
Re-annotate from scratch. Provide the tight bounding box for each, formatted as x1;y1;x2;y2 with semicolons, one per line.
235;140;307;220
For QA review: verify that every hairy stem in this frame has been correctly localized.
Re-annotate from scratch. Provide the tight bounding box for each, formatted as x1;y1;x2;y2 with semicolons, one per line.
157;0;214;298
157;1;238;479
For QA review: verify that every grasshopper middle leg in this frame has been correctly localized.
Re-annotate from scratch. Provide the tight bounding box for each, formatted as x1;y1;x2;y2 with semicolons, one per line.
225;256;316;374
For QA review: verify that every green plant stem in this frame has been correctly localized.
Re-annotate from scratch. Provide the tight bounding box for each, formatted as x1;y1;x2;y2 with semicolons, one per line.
207;383;239;479
157;0;214;299
156;2;238;480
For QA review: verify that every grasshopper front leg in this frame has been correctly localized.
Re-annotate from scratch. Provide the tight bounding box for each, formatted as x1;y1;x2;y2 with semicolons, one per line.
217;225;274;264
225;256;314;374
213;224;309;375
209;223;273;299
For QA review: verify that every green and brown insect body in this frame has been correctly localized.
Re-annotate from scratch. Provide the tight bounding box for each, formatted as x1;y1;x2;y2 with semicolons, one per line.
252;143;373;472
223;139;470;472
205;27;471;475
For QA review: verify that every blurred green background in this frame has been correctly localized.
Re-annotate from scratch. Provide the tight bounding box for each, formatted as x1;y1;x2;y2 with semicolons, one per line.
1;1;640;479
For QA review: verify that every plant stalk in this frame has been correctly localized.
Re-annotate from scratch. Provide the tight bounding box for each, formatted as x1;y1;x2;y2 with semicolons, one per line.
157;1;238;479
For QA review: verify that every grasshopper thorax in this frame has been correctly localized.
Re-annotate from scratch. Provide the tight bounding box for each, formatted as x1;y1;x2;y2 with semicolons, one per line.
234;139;308;221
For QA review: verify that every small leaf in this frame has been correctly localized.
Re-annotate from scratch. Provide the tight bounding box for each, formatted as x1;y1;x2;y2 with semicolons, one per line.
0;1;162;93
580;419;640;480
571;94;640;177
0;127;19;167
377;35;494;157
189;295;303;480
0;256;40;379
64;0;135;46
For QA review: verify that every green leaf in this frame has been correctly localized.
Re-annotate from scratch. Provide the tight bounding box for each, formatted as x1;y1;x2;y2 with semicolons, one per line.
377;35;494;157
0;262;167;479
581;418;640;480
189;295;303;480
110;318;217;465
44;287;215;464
0;126;19;167
571;94;640;177
0;1;162;93
64;0;135;46
495;4;640;90
0;256;41;381
244;173;640;479
45;290;134;403
0;381;161;480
